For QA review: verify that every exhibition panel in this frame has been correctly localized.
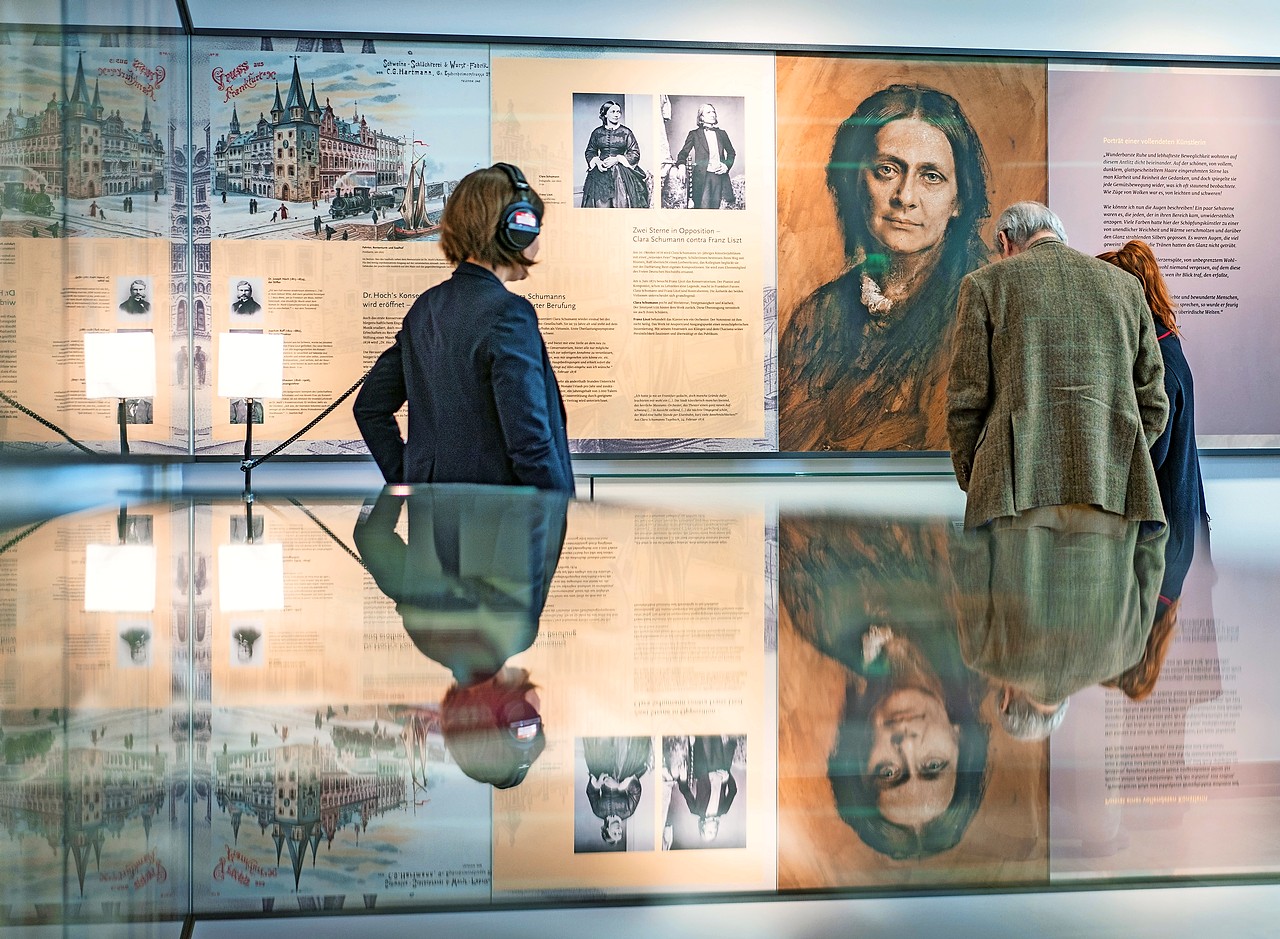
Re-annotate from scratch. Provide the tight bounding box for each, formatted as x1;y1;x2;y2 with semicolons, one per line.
1;475;1275;929
4;20;1279;460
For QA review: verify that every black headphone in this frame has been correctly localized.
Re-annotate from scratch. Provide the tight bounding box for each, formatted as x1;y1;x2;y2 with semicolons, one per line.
492;162;541;252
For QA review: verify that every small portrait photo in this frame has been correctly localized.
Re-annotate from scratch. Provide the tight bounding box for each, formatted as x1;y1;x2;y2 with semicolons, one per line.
116;275;153;322
229;276;265;321
661;733;747;850
230;512;265;545
124;396;154;425
230;620;265;667
574;736;656;853
229;397;264;425
573;93;654;209
121;513;154;545
659;95;746;210
117;621;152;667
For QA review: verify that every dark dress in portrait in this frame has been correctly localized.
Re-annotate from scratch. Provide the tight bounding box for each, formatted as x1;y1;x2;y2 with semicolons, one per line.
584;736;652;821
780;248;984;452
581;125;650;208
675;125;736;209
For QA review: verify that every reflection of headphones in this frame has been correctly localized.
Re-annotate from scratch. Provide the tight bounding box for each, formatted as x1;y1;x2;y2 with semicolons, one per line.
492;162;541;252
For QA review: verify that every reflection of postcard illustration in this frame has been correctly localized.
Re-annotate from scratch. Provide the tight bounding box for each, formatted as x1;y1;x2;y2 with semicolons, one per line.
660;95;745;210
207;48;489;240
0;47;170;239
662;734;747;850
118;621;152;667
574;736;656;853
573;93;654;209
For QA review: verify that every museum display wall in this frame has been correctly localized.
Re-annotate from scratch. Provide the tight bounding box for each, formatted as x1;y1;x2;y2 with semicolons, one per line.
1;15;1276;463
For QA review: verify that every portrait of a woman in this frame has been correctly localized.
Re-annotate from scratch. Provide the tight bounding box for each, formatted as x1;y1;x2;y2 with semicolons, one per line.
779;83;991;451
583;735;654;849
581;99;651;209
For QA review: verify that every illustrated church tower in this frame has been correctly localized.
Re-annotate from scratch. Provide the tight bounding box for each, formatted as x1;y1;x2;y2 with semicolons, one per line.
62;53;103;198
271;60;320;201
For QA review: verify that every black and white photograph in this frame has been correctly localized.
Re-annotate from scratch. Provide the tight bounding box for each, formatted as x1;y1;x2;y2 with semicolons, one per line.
573;93;654;209
229;397;265;425
229;276;265;320
116;275;153;322
574;736;656;853
230;621;265;667
661;734;747;850
659;95;745;210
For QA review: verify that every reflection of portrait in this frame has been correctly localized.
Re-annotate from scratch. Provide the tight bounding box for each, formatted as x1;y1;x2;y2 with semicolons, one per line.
780;83;989;452
230;398;264;425
119;278;151;317
667;99;739;210
124;397;153;425
354;486;570;789
231;279;262;317
581;99;650;209
231;624;263;665
122;514;153;544
780;517;990;859
579;736;654;852
119;626;151;665
230;512;265;544
663;734;746;849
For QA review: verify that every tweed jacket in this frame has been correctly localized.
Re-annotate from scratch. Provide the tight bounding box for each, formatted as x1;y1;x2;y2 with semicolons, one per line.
946;240;1168;529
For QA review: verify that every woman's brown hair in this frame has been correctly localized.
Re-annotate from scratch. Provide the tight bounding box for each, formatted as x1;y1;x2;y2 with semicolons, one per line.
1097;239;1180;337
440;165;544;271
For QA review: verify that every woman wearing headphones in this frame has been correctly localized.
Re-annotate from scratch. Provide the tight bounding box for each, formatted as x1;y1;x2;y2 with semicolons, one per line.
355;164;575;494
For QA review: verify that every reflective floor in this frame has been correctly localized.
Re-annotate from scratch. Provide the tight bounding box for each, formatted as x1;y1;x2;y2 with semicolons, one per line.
1;463;1278;935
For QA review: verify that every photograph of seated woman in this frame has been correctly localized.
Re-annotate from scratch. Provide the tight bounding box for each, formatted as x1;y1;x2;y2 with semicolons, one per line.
580;99;651;208
576;735;655;852
668;101;738;209
779;83;991;452
780;517;990;860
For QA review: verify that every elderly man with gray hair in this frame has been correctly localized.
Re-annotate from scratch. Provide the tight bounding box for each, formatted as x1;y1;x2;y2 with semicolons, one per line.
946;201;1169;534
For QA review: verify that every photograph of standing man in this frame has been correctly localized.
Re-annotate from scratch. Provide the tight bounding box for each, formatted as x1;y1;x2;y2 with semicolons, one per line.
665;98;741;210
946;201;1168;532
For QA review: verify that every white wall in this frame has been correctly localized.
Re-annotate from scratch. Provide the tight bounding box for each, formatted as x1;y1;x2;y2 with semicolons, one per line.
6;1;1280;60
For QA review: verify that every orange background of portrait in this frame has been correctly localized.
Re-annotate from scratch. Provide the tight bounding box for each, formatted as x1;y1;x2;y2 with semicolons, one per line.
775;55;1047;334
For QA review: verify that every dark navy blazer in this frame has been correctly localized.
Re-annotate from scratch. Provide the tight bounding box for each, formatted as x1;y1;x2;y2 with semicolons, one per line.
354;262;574;493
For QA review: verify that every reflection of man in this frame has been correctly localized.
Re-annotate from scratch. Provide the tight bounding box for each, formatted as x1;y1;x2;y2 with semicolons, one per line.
952;520;1165;740
120;279;150;315
947;202;1168;532
672;103;736;209
231;280;261;316
676;734;738;842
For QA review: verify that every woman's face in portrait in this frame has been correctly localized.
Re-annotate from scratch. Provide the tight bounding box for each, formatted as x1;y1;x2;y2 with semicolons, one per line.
604;816;623;843
863;118;960;258
867;686;960;829
603;103;622;126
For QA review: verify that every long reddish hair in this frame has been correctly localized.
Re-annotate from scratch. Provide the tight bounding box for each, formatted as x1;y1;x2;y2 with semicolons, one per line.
1097;240;1180;337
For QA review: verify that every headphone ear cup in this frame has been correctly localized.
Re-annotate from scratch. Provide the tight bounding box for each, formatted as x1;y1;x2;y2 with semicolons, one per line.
498;198;540;252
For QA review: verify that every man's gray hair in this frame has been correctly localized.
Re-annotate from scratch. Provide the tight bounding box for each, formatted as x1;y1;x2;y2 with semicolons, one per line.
996;201;1068;248
999;693;1069;741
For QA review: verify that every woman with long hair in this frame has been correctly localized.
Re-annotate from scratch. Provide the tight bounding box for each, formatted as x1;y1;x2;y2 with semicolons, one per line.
780;83;991;452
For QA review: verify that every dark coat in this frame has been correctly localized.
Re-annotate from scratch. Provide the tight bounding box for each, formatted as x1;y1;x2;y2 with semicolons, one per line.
354;262;574;493
947;240;1168;528
675;125;735;209
1151;331;1207;598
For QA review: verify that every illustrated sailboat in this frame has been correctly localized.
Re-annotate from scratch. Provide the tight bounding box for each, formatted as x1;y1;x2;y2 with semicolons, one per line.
387;155;439;241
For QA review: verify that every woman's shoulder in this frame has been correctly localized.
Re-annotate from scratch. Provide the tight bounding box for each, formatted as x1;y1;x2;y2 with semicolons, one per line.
788;268;867;330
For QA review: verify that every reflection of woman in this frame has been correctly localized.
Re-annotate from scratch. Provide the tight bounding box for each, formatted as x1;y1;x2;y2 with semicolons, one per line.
780;84;990;451
584;736;653;845
581;101;650;209
780;517;989;859
672;103;736;209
